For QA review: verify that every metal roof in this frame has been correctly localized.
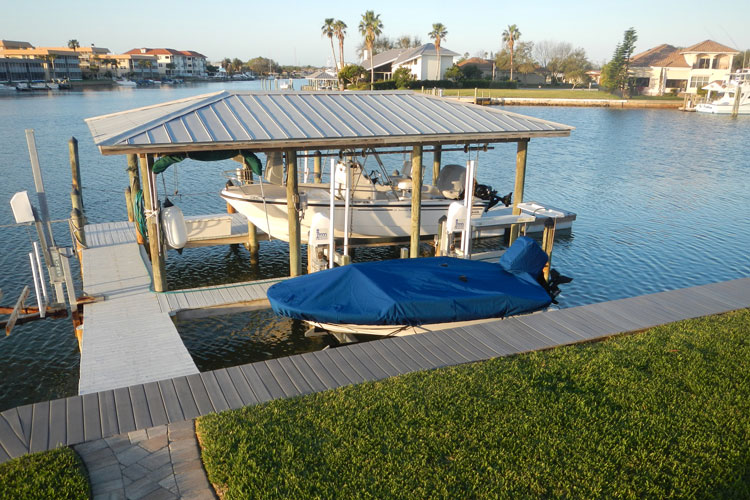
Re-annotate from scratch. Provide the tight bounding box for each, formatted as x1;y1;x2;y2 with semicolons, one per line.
85;90;573;155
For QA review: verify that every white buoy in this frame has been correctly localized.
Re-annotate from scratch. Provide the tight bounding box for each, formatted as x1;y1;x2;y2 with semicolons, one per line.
161;203;187;249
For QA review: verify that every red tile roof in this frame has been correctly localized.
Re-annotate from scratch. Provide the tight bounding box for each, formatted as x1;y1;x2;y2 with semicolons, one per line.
681;40;738;54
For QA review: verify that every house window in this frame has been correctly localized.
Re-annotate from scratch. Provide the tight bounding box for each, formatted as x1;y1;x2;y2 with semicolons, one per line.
665;79;686;89
690;76;709;88
696;57;711;69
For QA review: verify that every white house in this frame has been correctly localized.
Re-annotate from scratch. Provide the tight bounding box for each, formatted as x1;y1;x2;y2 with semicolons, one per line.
361;43;458;81
124;48;208;77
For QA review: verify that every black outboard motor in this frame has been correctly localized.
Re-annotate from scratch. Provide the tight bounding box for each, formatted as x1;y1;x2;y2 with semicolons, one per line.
473;184;512;211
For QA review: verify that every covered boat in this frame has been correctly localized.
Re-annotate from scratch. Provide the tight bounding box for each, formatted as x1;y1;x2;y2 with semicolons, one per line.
268;236;554;337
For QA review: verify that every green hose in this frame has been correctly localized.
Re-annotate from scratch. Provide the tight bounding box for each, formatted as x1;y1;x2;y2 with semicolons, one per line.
134;189;147;241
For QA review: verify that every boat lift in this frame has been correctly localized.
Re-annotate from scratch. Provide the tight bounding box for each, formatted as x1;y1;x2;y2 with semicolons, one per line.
3;130;83;336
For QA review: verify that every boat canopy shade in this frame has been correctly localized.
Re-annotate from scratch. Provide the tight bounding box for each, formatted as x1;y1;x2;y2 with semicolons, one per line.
85;90;573;155
151;150;262;175
267;256;552;326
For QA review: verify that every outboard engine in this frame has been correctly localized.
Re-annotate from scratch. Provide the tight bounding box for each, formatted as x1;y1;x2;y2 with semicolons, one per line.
473;185;512;211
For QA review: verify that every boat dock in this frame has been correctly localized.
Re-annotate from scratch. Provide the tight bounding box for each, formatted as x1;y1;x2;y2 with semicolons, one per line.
78;220;280;395
1;276;747;463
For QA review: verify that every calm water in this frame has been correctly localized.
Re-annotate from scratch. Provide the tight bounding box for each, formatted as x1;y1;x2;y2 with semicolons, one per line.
0;83;748;411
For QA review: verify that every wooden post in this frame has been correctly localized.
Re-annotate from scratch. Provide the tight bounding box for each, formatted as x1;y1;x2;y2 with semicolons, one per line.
286;149;301;277
400;247;409;259
241;158;259;263
541;218;555;282
125;187;134;222
432;144;442;185
409;145;423;258
313;150;322;183
68;137;83;209
139;154;167;292
508;139;529;246
732;85;741;118
474;87;478;104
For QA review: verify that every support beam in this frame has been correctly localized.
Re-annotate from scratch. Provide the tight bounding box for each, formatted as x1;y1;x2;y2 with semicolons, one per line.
242;158;259;263
508;139;529;245
286;149;301;276
432;144;442;184
409;145;423;258
313;150;322;183
139;154;167;292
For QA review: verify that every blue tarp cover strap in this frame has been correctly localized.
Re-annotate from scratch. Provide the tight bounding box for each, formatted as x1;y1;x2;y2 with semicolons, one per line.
151;151;262;175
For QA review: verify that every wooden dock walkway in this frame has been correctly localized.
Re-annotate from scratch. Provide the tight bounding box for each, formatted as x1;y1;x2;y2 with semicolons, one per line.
1;276;747;463
78;221;278;396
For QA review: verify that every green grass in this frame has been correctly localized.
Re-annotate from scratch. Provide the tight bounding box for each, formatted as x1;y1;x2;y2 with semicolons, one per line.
442;88;623;99
197;310;750;499
0;447;90;500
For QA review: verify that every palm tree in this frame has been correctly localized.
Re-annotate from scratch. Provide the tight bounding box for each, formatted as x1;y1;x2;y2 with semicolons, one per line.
428;23;448;80
359;10;383;90
333;20;347;71
502;24;521;81
321;18;337;71
67;39;80;52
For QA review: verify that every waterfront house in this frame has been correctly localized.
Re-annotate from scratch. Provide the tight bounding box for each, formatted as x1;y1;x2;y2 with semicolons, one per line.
110;53;159;79
458;57;495;79
630;40;739;96
0;40;82;81
124;48;208;78
361;43;458;81
47;45;110;78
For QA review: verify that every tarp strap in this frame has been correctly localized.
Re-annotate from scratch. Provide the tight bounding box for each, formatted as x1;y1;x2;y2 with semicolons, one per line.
152;150;262;176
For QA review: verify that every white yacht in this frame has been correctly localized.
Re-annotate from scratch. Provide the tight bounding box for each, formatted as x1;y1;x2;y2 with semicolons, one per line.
695;70;750;115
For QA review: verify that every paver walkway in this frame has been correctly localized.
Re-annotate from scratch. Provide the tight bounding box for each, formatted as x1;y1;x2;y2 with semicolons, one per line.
74;420;214;500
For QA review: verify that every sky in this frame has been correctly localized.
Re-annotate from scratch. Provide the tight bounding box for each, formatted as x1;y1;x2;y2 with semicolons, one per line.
1;0;748;67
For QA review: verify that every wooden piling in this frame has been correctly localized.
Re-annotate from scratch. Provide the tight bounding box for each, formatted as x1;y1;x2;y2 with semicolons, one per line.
286;149;301;276
432;144;442;184
68;138;83;209
241;158;259;262
409;145;423;258
313;150;322;183
508;139;529;246
541;218;555;282
125;187;134;222
732;85;741;118
139;154;167;292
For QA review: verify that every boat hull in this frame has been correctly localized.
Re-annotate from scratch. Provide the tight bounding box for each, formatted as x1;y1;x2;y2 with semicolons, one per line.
222;183;487;241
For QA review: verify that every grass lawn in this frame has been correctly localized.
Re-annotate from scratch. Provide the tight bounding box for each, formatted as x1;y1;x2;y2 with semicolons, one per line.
442;88;622;99
0;447;90;500
197;309;750;499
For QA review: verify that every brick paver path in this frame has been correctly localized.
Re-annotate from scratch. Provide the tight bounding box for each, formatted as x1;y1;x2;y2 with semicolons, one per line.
74;420;215;499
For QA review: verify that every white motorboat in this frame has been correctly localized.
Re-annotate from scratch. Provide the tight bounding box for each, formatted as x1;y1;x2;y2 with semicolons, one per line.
114;79;137;87
695;70;750;115
221;159;505;242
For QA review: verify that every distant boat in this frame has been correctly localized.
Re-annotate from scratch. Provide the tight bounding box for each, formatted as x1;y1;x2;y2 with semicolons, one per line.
695;70;750;115
0;83;16;93
114;79;137;87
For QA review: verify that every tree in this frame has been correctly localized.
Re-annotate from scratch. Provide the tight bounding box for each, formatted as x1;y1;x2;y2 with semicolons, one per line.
359;10;384;89
338;64;365;87
428;23;448;80
221;58;232;75
514;41;537;75
462;64;482;79
166;62;175;76
232;58;244;75
67;39;79;52
732;49;749;71
393;66;415;88
602;27;638;93
561;48;592;88
48;54;58;80
444;64;464;81
333;20;347;71
321;18;337;70
247;57;280;76
501;24;521;80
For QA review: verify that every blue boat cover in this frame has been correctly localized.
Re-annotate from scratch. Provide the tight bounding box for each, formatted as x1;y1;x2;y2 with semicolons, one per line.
499;236;548;277
268;254;552;326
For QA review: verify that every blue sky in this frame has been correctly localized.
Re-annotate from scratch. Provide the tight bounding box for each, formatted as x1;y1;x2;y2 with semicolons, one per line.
1;0;748;66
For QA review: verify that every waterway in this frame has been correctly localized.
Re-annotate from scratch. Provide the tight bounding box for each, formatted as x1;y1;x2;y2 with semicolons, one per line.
0;82;748;411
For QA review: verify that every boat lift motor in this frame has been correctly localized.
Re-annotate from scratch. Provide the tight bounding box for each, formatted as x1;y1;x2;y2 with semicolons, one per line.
307;212;331;272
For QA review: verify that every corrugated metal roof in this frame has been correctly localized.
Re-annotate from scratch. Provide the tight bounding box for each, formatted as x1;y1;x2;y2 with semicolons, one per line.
85;90;573;155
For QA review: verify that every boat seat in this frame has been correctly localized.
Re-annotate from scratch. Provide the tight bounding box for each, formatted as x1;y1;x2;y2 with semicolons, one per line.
396;179;440;197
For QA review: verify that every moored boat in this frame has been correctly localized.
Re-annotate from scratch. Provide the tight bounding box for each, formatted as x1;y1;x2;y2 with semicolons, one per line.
695;69;750;115
268;236;564;338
